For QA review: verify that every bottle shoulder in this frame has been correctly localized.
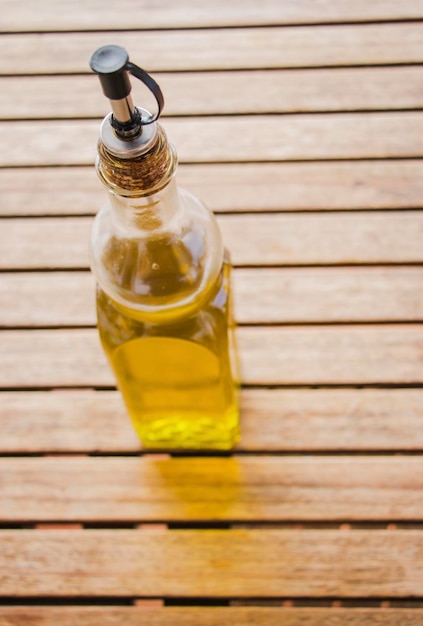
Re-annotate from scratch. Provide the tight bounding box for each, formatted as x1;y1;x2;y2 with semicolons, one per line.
97;255;232;338
90;185;224;320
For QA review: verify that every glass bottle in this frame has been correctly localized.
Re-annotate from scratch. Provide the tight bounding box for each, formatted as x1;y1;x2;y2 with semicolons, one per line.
89;45;239;449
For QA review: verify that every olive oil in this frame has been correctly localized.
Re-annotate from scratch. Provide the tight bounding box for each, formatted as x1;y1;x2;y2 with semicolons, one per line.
97;259;239;449
89;44;240;449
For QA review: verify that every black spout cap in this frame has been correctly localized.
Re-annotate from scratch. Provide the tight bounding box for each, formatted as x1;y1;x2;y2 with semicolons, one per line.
89;45;131;100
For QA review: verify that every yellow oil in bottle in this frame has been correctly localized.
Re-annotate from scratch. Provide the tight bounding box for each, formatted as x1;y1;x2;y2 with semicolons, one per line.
97;241;240;450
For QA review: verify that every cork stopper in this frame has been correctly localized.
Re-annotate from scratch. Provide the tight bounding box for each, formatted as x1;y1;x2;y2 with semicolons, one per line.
96;124;177;198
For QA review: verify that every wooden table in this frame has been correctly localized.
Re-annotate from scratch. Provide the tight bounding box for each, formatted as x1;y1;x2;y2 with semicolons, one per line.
1;1;423;624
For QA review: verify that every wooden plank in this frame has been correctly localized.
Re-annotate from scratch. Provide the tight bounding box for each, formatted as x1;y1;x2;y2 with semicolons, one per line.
0;272;95;327
3;0;423;31
1;529;423;597
240;325;423;385
2;267;423;327
2;25;423;74
1;161;422;216
228;267;423;323
237;388;423;451
2;456;423;522
0;325;422;387
0;607;422;626
158;212;423;265
3;113;423;166
1;213;422;270
1;388;423;453
3;67;423;119
0;217;91;270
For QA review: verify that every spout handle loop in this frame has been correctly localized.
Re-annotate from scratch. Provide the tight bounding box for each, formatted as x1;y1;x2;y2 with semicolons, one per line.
126;61;164;125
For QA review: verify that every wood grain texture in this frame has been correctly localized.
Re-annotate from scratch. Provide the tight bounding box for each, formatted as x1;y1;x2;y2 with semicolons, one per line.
3;113;423;166
2;161;422;216
3;67;423;119
3;0;423;31
2;24;423;74
1;267;423;327
2;212;423;270
240;325;423;385
1;529;423;597
1;607;422;626
0;325;422;387
1;388;423;453
2;0;423;616
212;267;423;323
2;456;423;522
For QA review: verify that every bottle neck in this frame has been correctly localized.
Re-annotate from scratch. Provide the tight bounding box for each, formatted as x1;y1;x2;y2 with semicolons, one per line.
109;176;182;234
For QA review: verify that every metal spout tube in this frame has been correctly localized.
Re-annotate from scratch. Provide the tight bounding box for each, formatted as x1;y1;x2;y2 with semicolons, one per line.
110;94;136;124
